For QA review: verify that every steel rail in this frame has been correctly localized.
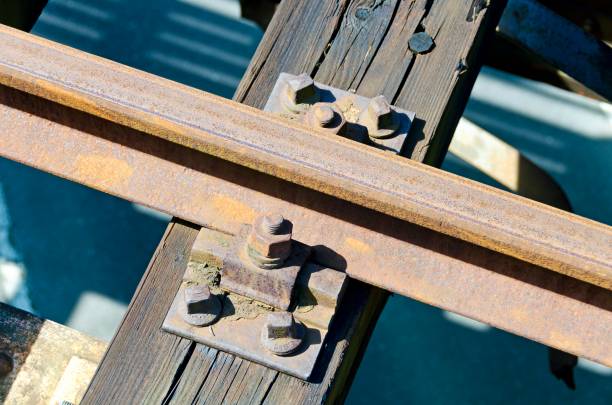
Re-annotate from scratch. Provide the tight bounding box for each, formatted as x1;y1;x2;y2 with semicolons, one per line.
2;83;611;367
0;26;610;364
0;25;611;290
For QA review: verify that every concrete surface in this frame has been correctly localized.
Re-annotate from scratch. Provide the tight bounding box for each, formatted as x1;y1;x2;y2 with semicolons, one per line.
0;0;610;403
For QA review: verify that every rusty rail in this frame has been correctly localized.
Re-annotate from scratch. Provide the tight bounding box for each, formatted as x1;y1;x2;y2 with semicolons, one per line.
0;25;611;290
0;25;611;365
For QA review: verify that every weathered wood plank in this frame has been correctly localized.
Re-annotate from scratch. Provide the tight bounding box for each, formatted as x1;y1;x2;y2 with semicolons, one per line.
498;0;612;101
84;222;198;403
0;303;105;404
84;0;506;403
358;0;428;98
235;0;350;108
314;0;398;90
396;0;505;165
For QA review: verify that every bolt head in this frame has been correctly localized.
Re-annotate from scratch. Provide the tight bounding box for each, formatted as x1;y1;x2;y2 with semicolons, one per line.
182;284;221;327
359;95;400;138
408;32;434;54
303;102;347;135
371;95;391;116
283;73;319;111
260;213;285;234
368;95;393;123
247;214;292;267
313;105;335;126
261;312;304;356
265;311;294;339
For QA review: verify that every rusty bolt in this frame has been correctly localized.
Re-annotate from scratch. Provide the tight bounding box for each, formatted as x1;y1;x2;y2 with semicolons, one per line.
359;95;400;139
408;31;434;54
0;352;13;378
260;213;284;234
181;284;221;327
303;103;347;135
313;104;334;126
282;73;319;112
260;311;304;356
247;213;292;269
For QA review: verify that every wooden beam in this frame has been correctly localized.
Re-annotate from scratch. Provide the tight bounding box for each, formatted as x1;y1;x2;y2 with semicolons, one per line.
83;0;507;403
498;0;612;101
0;303;105;404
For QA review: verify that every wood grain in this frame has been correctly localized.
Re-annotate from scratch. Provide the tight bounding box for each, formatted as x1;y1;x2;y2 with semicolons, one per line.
84;0;506;403
499;0;612;101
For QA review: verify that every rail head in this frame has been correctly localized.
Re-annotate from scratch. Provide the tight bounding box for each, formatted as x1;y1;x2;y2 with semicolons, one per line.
0;23;611;290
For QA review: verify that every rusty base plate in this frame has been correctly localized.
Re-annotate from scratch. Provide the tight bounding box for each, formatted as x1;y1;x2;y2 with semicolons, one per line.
163;284;324;380
264;72;416;156
162;227;347;380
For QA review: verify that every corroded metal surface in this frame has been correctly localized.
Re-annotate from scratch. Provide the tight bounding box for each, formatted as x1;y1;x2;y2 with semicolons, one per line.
2;90;609;368
264;73;416;155
0;26;610;366
162;227;347;380
0;25;610;290
221;225;311;310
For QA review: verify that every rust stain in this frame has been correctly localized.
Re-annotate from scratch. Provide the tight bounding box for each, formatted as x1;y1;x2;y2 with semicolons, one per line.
1;25;612;367
1;25;612;291
75;155;133;187
344;237;374;255
211;195;256;225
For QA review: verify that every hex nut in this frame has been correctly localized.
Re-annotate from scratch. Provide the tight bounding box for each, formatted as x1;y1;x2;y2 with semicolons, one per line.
282;73;319;112
358;95;400;139
312;104;334;126
303;103;347;135
247;214;292;268
261;312;305;356
181;284;222;327
260;213;284;234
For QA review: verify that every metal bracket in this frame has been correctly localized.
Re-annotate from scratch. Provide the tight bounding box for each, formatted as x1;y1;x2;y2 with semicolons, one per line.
264;72;416;156
162;226;347;380
221;225;311;311
162;74;413;380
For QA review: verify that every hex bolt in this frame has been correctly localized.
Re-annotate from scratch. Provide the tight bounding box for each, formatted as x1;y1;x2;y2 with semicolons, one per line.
282;73;319;112
358;95;400;139
313;104;335;126
0;352;13;378
260;311;305;356
181;284;222;327
247;213;293;269
303;102;347;135
260;213;284;234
